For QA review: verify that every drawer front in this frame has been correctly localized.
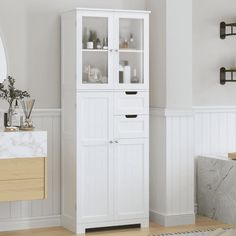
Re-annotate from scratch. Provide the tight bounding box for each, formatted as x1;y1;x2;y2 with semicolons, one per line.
0;179;45;201
114;91;149;115
114;115;149;139
0;158;45;181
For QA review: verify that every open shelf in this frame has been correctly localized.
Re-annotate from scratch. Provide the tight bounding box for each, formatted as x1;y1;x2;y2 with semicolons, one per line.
220;67;236;85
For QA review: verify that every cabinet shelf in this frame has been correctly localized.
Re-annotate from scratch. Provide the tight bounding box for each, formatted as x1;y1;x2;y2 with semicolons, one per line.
119;49;143;53
82;49;108;52
220;67;236;85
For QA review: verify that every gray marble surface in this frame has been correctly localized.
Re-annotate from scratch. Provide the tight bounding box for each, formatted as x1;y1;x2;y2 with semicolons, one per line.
0;131;47;159
198;155;236;225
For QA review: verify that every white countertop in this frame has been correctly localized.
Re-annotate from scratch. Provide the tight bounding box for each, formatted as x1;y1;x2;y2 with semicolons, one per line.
0;131;47;159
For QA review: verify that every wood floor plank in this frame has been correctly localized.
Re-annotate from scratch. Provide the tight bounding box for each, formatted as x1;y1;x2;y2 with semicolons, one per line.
0;216;232;236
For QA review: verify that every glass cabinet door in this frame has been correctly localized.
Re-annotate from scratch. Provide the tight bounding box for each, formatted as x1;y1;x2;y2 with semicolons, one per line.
78;14;112;89
114;16;147;90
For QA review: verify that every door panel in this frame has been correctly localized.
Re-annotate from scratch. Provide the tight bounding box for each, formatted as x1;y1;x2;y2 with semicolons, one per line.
77;12;114;90
114;139;148;220
113;13;148;90
77;92;114;223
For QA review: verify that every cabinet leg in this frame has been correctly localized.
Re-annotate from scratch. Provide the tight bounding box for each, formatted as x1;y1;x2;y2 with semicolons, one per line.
76;226;86;235
141;219;149;228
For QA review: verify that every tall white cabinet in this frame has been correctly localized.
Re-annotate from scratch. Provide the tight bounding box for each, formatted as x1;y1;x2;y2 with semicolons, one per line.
61;8;150;234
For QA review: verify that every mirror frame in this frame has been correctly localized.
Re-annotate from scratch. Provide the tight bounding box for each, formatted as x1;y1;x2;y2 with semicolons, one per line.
0;29;9;82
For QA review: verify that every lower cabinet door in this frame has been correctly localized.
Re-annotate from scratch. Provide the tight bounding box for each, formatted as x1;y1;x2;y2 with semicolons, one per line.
77;92;114;223
77;144;114;223
114;139;148;220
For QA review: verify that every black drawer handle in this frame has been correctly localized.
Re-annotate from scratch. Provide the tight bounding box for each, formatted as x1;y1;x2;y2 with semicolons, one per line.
125;115;138;119
125;91;138;95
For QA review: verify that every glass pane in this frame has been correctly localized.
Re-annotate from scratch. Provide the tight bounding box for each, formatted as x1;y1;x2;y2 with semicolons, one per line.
82;51;108;84
82;17;108;84
119;18;143;50
119;18;144;85
119;52;144;84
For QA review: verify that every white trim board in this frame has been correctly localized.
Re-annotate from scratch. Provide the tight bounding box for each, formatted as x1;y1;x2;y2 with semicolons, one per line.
0;215;61;232
151;106;236;116
150;210;195;227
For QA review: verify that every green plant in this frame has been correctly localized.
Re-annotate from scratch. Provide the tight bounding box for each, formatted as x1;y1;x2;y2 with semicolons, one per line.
0;76;30;127
0;76;30;106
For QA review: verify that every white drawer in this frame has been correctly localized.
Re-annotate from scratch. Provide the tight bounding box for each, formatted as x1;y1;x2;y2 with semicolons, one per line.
114;91;149;115
114;115;149;139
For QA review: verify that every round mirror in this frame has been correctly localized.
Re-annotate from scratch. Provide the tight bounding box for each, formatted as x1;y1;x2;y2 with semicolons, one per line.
0;35;7;83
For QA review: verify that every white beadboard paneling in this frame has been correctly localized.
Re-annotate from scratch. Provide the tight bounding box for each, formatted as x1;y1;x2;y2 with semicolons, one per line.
151;106;236;220
0;109;61;231
194;108;236;155
150;108;195;226
194;106;236;212
166;116;194;215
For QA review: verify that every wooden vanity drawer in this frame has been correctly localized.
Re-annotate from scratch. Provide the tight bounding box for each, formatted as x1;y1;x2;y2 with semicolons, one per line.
0;158;44;180
0;157;47;202
114;91;149;115
0;179;45;202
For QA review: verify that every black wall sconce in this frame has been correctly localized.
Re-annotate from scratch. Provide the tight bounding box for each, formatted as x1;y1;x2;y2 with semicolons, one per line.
220;67;236;85
220;22;236;39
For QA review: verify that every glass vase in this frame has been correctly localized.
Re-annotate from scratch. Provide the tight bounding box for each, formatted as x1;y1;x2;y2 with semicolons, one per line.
7;104;14;127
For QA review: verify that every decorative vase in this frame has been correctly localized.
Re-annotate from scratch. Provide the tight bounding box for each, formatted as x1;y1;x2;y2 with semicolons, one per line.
20;99;35;130
5;103;19;132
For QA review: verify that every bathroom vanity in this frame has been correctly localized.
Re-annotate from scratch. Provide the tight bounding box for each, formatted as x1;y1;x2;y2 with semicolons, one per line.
198;155;236;225
0;131;47;202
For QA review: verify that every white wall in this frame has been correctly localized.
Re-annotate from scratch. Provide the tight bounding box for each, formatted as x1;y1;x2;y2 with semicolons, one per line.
193;0;236;106
148;0;192;109
148;0;166;108
0;0;146;108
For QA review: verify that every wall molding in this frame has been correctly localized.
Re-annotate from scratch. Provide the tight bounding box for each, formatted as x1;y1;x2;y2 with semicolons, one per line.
150;107;194;117
193;106;236;113
151;106;236;116
0;215;61;232
0;108;61;116
150;210;195;227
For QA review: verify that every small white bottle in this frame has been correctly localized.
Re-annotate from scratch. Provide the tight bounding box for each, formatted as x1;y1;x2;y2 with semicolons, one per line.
124;61;131;84
131;69;139;83
12;100;21;127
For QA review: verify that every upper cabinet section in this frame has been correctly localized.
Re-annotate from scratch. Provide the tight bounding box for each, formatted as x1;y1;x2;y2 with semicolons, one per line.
81;14;111;87
62;8;150;91
115;16;146;90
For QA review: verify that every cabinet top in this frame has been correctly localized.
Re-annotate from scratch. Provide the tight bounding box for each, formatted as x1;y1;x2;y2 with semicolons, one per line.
0;131;47;159
63;8;151;14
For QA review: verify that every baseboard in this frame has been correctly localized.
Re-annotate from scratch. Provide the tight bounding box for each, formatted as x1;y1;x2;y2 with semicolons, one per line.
61;214;76;233
0;215;61;232
150;210;195;227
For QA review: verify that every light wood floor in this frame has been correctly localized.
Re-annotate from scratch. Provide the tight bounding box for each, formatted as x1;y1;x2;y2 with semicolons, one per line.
0;216;232;236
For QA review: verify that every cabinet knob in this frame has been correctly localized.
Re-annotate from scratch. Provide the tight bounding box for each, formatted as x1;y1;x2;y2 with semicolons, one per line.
109;49;113;52
109;141;113;144
115;49;119;52
115;140;119;144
